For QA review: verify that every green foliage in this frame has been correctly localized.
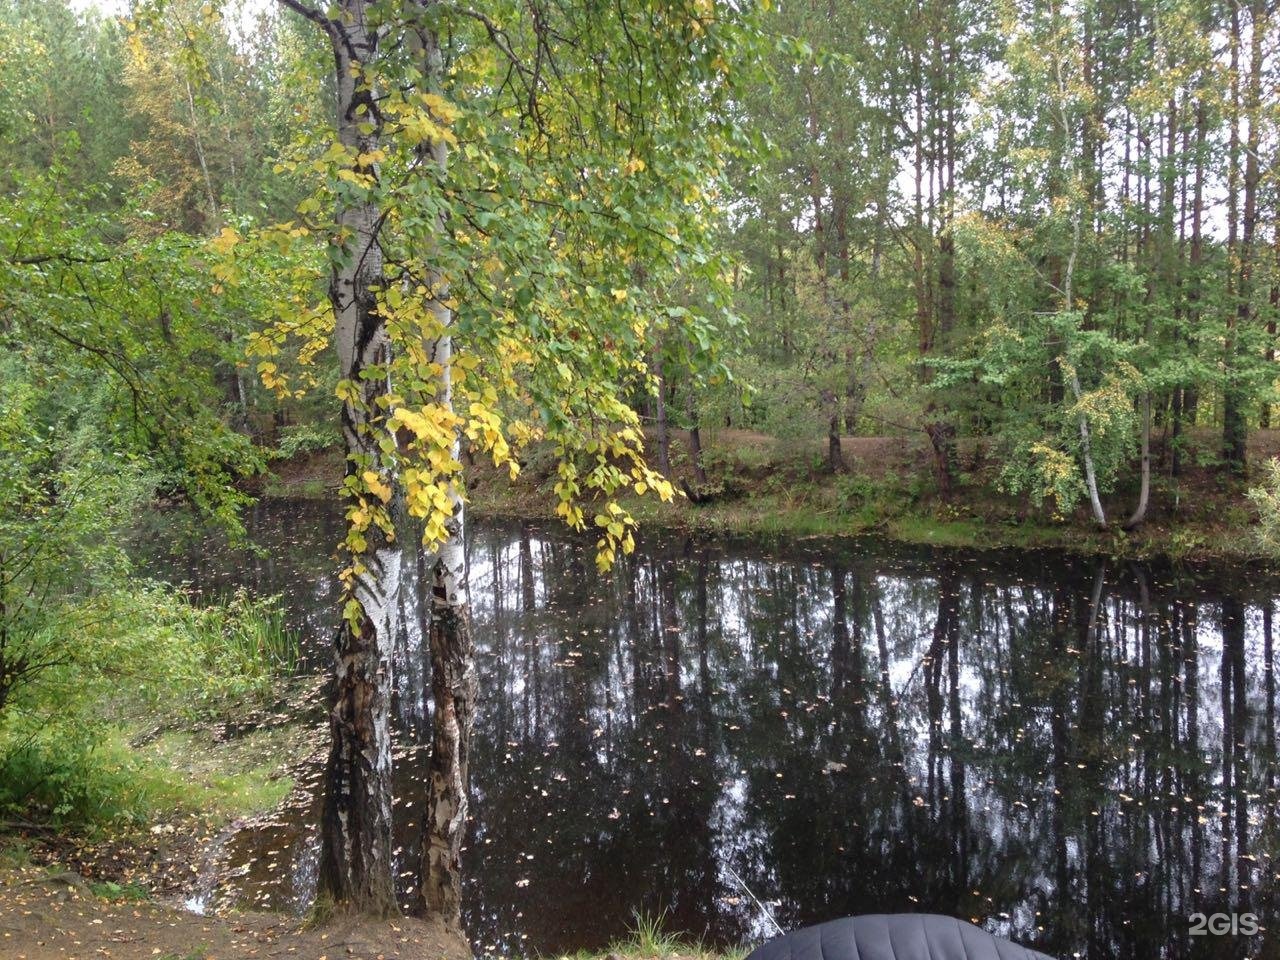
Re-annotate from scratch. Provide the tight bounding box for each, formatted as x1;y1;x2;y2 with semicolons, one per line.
0;174;268;533
1247;459;1280;555
274;422;340;460
724;355;825;453
0;365;153;711
0;0;134;196
834;474;878;515
944;308;1143;516
0;369;298;823
89;879;151;902
0;584;299;825
218;0;765;580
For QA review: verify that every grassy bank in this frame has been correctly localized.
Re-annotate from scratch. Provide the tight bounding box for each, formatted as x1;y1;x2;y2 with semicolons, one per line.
0;714;317;897
552;913;738;960
0;584;320;907
265;427;1280;564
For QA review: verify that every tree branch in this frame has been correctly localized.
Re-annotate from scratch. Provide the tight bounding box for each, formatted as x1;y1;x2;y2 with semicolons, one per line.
274;0;329;29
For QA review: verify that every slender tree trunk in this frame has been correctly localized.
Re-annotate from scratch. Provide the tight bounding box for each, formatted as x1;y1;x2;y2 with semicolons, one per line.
1230;0;1263;460
912;63;931;372
1172;97;1190;477
1125;393;1151;529
183;76;220;230
421;505;474;927
418;318;475;930
686;391;708;488
1222;2;1251;475
844;352;864;435
1128;90;1170;530
925;37;957;500
413;19;476;933
1068;365;1105;529
925;421;955;498
1185;100;1206;428
806;85;826;287
824;389;844;473
316;0;400;914
1062;207;1107;529
1047;18;1107;530
835;192;866;438
936;35;956;353
652;347;671;477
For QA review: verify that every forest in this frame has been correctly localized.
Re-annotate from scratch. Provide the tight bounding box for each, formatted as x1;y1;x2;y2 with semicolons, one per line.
0;0;1277;958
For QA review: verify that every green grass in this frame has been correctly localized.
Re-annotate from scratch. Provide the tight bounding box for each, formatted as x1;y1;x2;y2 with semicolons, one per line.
551;911;739;960
178;589;301;681
0;839;31;868
624;911;687;957
263;474;328;499
89;878;150;901
125;725;300;819
8;723;302;829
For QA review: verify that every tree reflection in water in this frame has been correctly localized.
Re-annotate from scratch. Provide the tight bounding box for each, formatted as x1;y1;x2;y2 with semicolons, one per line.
139;501;1279;960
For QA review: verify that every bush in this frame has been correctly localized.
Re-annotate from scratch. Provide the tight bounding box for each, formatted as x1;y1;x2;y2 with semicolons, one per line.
1247;458;1280;554
695;442;769;499
834;473;877;513
274;422;339;460
0;585;300;825
0;372;299;825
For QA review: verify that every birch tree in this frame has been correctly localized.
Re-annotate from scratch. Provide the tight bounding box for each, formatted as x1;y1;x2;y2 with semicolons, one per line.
217;0;755;924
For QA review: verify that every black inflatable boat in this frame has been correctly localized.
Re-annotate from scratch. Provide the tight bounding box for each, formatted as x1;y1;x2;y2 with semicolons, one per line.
745;915;1054;960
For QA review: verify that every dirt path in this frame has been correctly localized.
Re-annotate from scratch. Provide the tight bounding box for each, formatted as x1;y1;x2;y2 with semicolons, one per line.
0;864;469;960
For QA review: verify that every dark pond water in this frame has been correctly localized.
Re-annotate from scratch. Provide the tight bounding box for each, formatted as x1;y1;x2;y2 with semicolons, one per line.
135;499;1280;960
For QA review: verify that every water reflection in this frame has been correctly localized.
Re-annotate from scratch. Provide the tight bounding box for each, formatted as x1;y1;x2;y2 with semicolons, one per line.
134;500;1280;960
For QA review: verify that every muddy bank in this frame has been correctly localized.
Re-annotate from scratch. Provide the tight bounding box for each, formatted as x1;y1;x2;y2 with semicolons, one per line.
0;860;470;960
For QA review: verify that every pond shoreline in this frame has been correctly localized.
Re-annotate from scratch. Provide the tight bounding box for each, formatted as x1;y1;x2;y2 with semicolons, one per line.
262;436;1278;567
48;497;1280;958
0;856;473;960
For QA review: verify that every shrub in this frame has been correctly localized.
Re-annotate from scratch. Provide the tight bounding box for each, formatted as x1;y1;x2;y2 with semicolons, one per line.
834;473;877;514
274;422;339;460
0;585;300;825
1247;458;1280;554
0;374;299;824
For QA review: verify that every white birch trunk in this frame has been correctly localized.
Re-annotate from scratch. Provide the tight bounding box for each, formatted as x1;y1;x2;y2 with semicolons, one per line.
314;0;402;916
413;16;477;933
1051;37;1108;531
